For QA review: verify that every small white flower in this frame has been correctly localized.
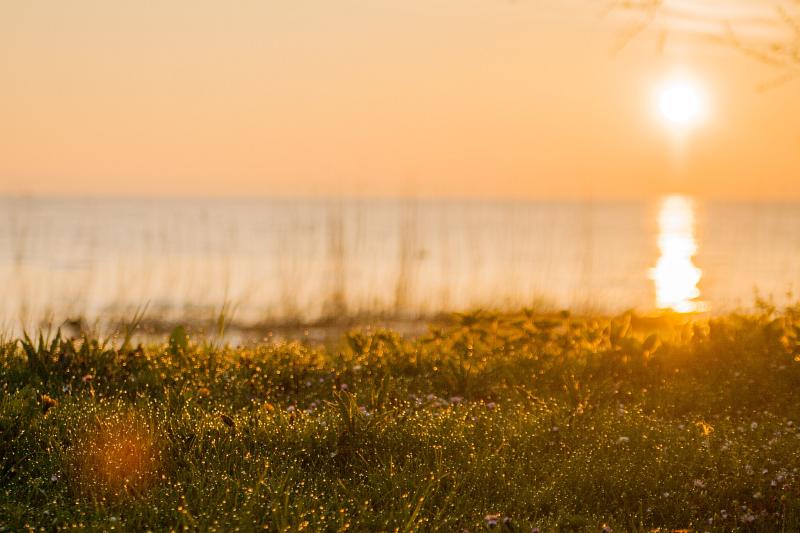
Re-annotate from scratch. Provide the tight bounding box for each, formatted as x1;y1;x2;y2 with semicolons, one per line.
751;422;759;430
616;436;630;445
693;479;706;488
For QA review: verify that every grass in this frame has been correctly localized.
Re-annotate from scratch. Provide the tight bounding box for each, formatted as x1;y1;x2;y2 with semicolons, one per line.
2;303;800;531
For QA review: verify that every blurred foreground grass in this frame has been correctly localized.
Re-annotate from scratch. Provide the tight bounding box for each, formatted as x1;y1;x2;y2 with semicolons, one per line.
2;303;800;532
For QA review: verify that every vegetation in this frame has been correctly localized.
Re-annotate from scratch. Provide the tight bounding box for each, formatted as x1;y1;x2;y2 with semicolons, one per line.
619;0;800;86
2;303;800;531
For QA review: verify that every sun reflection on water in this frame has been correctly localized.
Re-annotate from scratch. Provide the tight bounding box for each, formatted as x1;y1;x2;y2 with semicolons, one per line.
650;195;706;313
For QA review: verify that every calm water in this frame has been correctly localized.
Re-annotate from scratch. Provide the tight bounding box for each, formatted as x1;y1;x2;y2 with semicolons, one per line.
2;196;799;331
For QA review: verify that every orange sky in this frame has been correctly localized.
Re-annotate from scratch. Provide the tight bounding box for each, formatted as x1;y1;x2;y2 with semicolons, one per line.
1;0;799;200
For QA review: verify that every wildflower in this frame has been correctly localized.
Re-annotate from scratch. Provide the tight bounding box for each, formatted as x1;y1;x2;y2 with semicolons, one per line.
449;396;464;404
740;512;756;523
720;510;728;519
753;491;762;499
484;514;500;528
352;364;362;372
50;474;59;482
531;528;541;533
198;387;211;398
41;395;58;414
601;525;613;533
286;405;296;413
340;383;349;391
616;436;630;445
82;374;93;383
486;402;496;410
693;479;706;488
751;421;759;430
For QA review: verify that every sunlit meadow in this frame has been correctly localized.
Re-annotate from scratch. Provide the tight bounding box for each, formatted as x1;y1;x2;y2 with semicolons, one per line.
3;302;800;531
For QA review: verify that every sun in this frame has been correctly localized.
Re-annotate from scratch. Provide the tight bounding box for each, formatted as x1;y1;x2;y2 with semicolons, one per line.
658;81;704;126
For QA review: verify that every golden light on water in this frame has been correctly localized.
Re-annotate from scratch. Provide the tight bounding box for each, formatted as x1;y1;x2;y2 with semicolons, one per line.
650;195;706;313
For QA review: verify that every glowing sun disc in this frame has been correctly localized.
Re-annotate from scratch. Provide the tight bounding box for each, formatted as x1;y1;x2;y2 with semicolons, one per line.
659;82;702;125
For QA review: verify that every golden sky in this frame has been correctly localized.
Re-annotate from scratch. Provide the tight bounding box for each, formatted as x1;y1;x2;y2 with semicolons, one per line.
1;0;798;199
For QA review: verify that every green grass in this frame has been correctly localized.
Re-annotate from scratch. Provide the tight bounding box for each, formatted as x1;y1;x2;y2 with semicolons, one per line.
2;303;800;531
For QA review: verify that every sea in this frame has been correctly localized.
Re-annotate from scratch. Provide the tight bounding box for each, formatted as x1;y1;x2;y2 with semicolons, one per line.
2;196;799;332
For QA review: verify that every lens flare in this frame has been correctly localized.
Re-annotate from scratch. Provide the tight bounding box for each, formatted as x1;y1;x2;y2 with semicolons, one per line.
70;413;160;499
650;196;706;313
